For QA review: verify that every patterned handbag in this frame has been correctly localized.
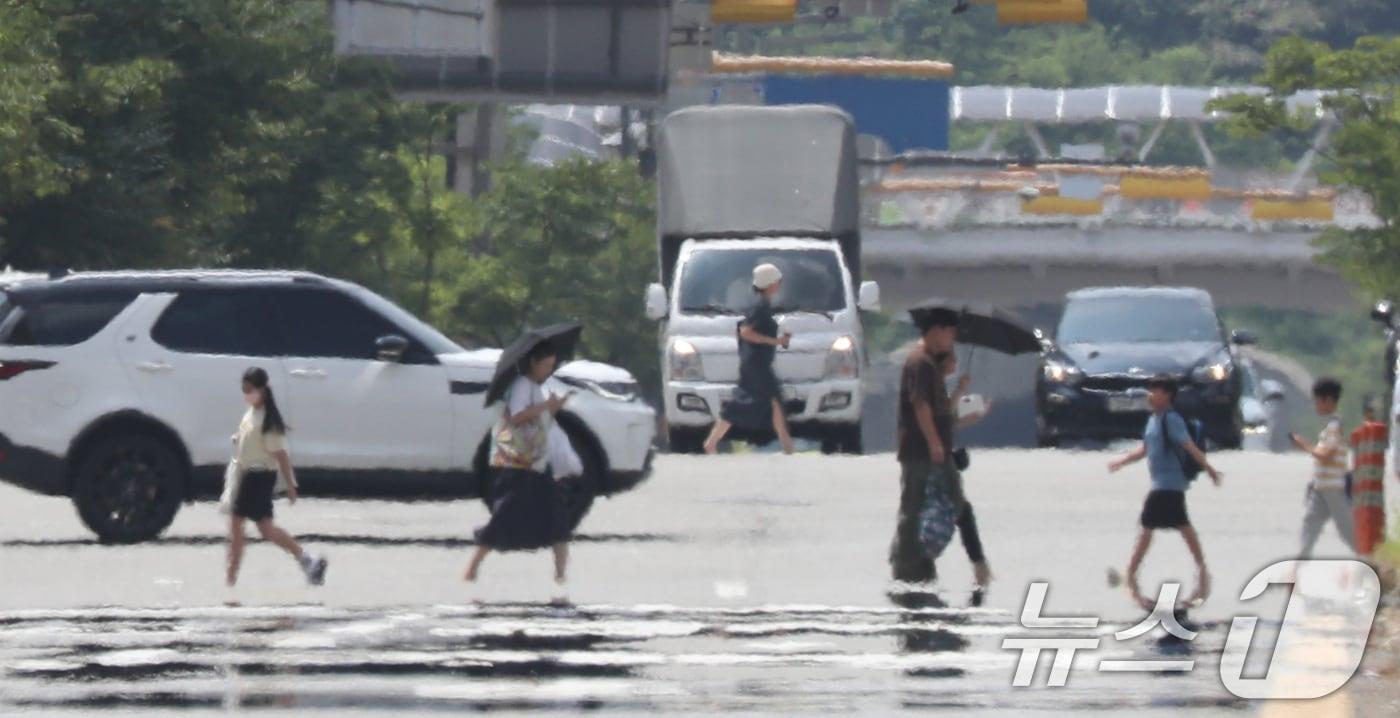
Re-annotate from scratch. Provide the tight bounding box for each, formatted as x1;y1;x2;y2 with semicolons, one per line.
492;415;549;469
918;487;961;560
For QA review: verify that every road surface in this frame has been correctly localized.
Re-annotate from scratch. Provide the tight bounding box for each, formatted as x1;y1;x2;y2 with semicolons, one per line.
0;450;1390;715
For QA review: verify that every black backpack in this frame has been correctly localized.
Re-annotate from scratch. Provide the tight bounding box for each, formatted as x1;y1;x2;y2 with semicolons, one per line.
1159;410;1206;481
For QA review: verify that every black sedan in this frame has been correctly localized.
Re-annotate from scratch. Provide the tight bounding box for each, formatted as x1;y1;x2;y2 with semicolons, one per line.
1035;287;1252;449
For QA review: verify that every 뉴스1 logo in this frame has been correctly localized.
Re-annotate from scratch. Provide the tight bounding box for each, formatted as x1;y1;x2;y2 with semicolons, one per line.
1003;560;1380;699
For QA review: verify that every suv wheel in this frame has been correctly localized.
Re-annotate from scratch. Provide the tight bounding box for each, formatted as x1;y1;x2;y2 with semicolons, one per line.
72;434;184;543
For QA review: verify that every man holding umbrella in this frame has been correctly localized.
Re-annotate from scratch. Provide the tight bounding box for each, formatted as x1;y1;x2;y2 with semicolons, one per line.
891;307;961;584
893;300;1042;586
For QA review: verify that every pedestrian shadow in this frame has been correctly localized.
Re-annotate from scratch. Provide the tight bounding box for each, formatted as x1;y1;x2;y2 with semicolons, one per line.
0;532;680;549
887;588;972;676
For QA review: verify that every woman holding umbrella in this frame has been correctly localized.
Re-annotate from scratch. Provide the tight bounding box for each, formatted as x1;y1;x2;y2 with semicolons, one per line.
704;263;795;455
465;324;590;587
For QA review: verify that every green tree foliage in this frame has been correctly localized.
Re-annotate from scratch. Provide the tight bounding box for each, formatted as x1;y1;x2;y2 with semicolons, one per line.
1213;36;1400;298
0;0;440;272
430;158;660;391
0;0;662;391
1223;307;1388;430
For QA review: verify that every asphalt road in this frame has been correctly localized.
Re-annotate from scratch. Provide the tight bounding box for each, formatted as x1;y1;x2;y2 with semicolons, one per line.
0;450;1390;716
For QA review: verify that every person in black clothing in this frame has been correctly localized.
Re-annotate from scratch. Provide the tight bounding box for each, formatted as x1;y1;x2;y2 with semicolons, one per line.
941;352;993;591
704;263;795;455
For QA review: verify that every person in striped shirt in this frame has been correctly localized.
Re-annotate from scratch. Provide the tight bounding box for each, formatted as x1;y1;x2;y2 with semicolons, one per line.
1291;377;1357;558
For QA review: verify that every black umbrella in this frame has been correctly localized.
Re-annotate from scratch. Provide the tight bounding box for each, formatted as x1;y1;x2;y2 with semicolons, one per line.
484;322;584;406
908;299;1043;356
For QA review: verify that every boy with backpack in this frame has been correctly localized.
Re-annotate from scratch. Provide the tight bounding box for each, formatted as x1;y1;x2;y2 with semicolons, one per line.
1108;374;1223;610
1291;377;1357;558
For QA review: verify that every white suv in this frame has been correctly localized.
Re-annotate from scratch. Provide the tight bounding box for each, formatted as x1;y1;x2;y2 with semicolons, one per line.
0;270;655;542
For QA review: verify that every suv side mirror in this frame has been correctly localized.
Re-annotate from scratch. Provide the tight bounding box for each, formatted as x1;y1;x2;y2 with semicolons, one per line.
858;281;881;312
376;334;409;363
1230;329;1257;346
1372;300;1395;327
644;283;668;320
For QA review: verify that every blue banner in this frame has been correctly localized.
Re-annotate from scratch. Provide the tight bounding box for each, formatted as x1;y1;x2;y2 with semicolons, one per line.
761;76;951;152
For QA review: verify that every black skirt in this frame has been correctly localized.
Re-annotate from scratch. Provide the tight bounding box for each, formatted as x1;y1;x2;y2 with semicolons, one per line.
234;471;277;521
721;363;782;431
1140;489;1190;529
475;468;594;551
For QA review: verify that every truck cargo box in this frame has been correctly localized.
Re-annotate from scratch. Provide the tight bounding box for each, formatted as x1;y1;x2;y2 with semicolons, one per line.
656;105;861;286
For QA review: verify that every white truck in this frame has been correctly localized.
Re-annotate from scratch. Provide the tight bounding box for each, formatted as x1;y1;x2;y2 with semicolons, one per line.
644;105;880;454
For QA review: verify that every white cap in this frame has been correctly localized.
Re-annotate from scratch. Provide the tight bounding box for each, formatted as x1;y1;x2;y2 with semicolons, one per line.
752;263;783;290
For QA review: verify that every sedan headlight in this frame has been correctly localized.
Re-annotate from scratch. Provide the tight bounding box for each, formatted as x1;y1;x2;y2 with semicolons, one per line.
670;338;705;381
1192;361;1232;384
557;375;638;402
825;335;859;379
1042;361;1082;385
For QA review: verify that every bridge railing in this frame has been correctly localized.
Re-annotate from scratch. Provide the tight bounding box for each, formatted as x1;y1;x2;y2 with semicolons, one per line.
861;165;1377;231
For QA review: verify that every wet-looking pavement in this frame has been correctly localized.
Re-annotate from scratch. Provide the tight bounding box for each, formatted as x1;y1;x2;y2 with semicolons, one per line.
0;452;1390;716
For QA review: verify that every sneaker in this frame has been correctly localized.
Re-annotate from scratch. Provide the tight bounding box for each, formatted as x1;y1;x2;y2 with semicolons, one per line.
303;555;328;586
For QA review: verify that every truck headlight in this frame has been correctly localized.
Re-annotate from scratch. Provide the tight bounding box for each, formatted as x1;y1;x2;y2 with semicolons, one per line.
1043;361;1082;385
1192;362;1231;384
670;339;705;381
825;335;859;379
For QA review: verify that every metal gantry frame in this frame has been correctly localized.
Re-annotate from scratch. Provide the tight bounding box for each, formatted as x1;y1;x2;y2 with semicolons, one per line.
948;85;1337;174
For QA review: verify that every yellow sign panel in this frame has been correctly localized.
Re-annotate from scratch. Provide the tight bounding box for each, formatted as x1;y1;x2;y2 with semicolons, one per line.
1250;199;1335;222
1022;196;1103;215
997;0;1088;25
712;0;798;23
1120;175;1213;201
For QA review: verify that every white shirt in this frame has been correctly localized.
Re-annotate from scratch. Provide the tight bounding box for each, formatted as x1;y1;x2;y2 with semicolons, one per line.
219;407;292;512
236;407;287;471
496;376;582;478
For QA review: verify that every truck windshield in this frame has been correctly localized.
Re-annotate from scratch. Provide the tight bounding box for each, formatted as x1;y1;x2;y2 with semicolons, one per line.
678;248;846;315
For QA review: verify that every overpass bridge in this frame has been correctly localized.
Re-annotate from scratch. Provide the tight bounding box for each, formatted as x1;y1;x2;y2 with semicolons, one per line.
864;225;1349;312
857;161;1377;312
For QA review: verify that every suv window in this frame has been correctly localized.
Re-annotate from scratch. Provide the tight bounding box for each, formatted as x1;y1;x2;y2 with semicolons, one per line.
1;293;136;346
152;291;277;356
273;288;433;363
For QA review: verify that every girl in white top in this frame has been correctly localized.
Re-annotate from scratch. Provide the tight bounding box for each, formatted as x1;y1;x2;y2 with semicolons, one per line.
222;367;326;587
